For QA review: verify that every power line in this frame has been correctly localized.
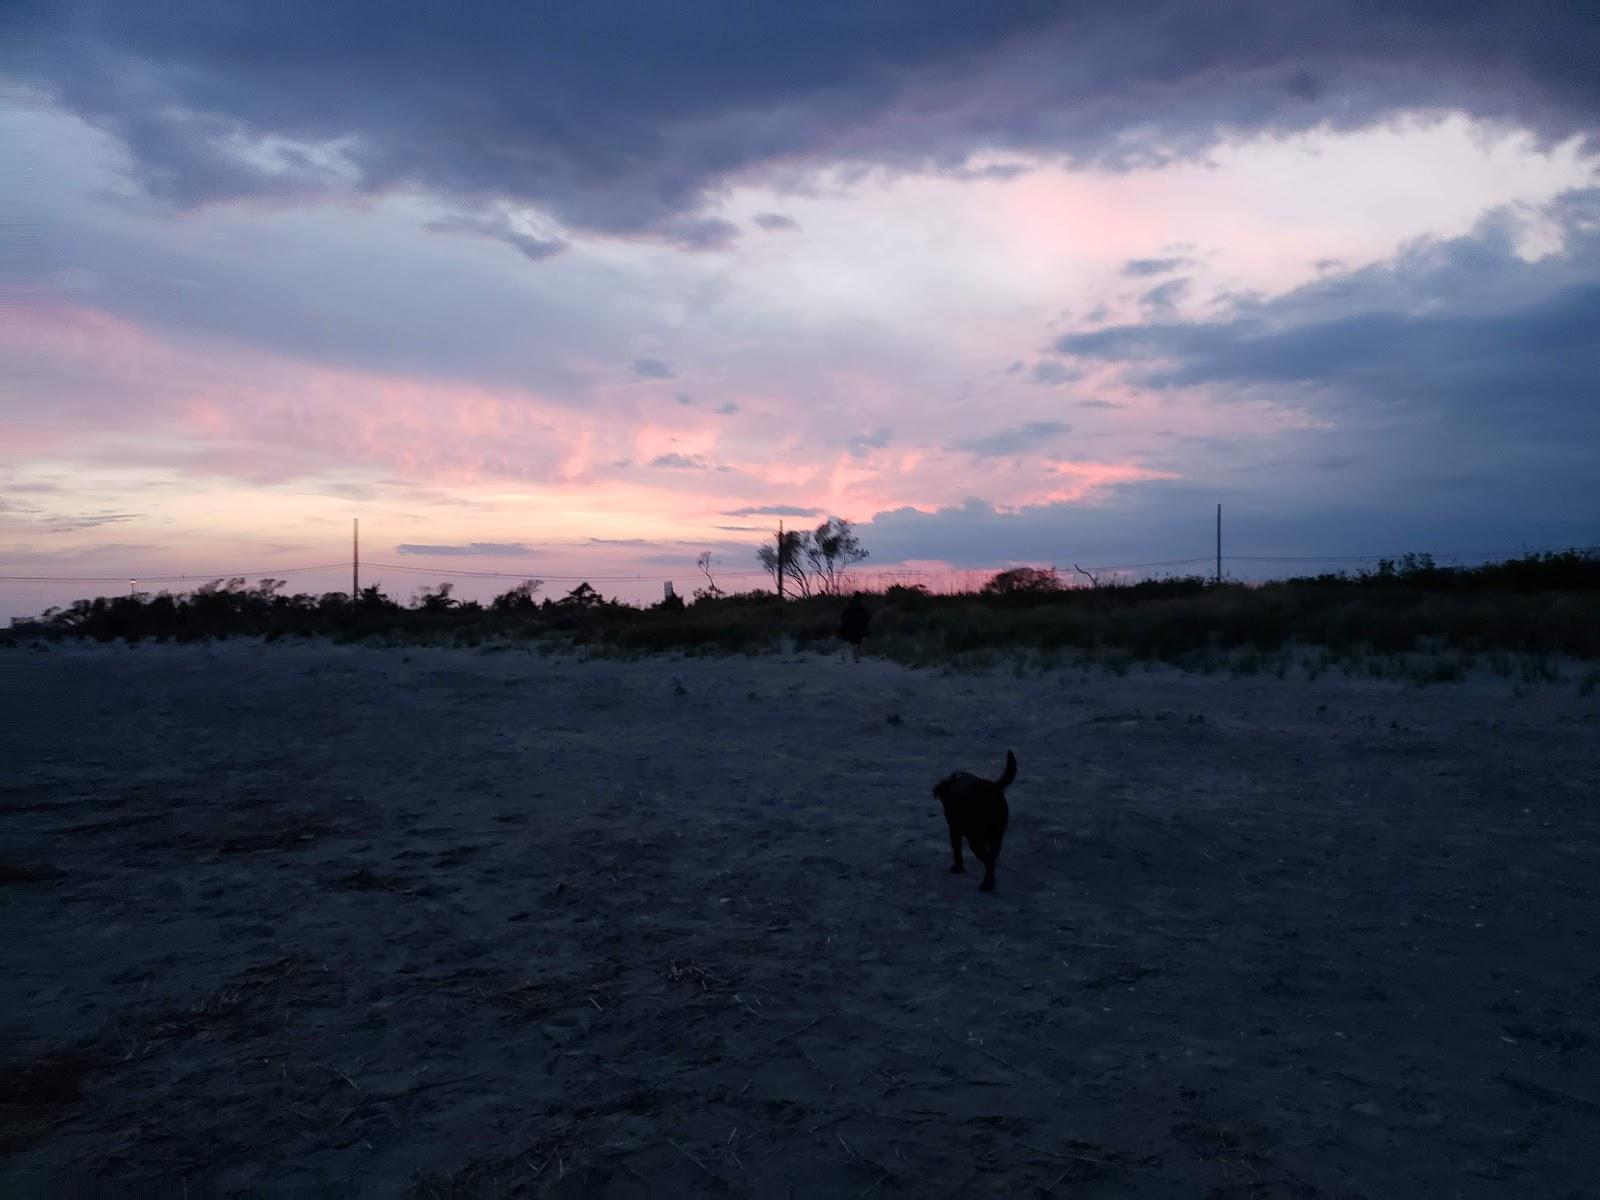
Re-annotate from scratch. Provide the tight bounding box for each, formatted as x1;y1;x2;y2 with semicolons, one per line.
1073;556;1215;572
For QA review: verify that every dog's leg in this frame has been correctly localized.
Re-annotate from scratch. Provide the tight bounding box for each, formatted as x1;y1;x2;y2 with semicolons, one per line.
975;832;1001;892
947;824;965;873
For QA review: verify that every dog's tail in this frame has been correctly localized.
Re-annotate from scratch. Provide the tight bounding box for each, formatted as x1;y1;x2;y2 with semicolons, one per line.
997;749;1017;789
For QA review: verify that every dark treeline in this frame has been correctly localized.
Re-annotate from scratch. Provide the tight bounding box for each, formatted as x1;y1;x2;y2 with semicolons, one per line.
6;550;1599;662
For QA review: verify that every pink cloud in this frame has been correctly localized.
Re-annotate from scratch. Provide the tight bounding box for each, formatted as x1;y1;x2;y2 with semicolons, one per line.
5;301;587;486
3;301;1189;589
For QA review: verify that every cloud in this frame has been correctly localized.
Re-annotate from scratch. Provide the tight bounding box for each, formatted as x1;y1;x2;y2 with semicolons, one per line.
1057;199;1600;424
19;4;1600;243
1075;398;1122;409
675;393;696;406
423;210;566;261
632;357;675;380
659;216;740;251
944;160;1032;182
950;421;1072;457
39;510;141;532
753;212;799;232
715;401;740;415
10;26;1600;608
858;490;1220;567
587;537;658;546
396;542;535;556
1122;256;1190;277
1138;278;1190;314
721;504;823;517
0;541;159;569
648;452;709;469
53;266;102;292
865;478;1596;573
1051;193;1600;518
1029;360;1081;386
848;427;893;456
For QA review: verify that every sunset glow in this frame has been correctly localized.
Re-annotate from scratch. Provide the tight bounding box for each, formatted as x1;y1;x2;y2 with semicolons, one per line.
5;7;1598;615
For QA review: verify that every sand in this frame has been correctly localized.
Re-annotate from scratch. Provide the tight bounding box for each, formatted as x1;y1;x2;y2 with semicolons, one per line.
3;639;1598;1197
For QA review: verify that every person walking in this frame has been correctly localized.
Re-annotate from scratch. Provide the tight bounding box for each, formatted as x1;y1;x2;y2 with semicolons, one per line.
839;592;871;662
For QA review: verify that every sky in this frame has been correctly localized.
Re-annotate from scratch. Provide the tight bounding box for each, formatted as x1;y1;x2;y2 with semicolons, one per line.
3;2;1599;615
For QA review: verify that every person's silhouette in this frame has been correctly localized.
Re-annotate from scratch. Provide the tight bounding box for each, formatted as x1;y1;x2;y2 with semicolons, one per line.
839;592;871;662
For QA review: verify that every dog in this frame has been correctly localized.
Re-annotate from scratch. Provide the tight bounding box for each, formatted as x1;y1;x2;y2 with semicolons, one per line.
933;750;1016;893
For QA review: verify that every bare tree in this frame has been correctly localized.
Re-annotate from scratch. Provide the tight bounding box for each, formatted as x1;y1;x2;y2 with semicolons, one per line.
695;551;724;599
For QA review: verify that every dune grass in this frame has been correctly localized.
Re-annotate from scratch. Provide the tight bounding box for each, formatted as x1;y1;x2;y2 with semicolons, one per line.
7;551;1597;685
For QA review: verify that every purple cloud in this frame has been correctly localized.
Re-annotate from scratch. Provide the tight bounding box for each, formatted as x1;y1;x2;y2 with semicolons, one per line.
753;212;800;232
397;542;535;556
18;4;1600;244
950;421;1072;457
649;453;709;469
721;505;823;517
424;211;566;261
1122;256;1191;277
632;357;675;380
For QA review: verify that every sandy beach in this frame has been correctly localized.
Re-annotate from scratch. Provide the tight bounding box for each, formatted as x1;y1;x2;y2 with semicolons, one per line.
4;639;1598;1197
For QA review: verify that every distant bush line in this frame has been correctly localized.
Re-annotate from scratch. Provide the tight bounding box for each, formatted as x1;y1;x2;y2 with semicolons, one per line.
5;550;1598;667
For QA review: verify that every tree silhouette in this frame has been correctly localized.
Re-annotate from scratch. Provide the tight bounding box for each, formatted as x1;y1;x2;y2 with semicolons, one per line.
695;551;723;600
555;581;607;608
804;517;869;596
757;528;813;597
981;566;1060;595
491;579;544;611
413;582;458;611
756;518;869;597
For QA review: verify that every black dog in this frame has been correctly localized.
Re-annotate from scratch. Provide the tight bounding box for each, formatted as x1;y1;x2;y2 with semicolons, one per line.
933;750;1016;892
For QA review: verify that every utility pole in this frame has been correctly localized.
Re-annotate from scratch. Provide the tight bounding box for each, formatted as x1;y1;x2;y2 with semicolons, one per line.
776;520;785;600
1215;503;1222;586
353;518;360;599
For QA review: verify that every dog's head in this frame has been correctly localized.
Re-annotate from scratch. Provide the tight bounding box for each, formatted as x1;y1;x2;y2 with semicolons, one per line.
932;772;973;807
